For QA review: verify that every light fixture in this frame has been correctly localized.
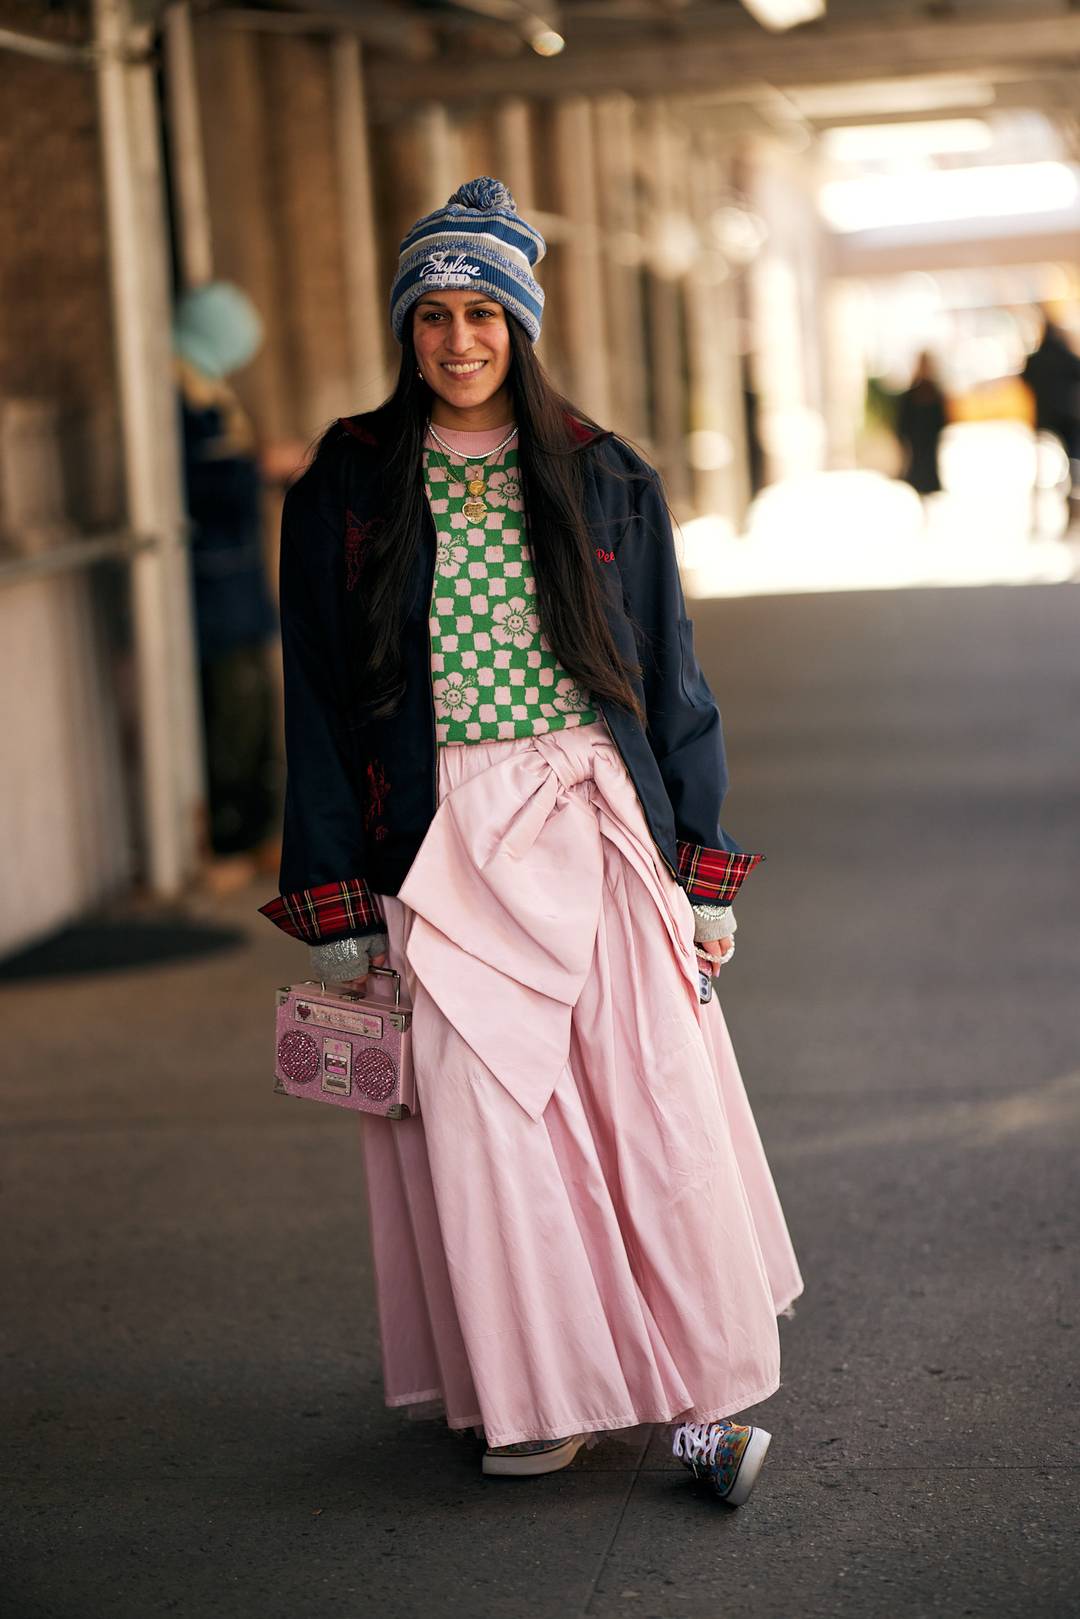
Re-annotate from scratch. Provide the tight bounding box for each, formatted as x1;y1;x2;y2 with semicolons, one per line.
739;0;825;31
529;26;565;54
820;161;1080;233
441;0;564;56
823;120;994;164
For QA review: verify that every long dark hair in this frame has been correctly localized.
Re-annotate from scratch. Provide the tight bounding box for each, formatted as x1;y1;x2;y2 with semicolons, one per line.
335;314;646;726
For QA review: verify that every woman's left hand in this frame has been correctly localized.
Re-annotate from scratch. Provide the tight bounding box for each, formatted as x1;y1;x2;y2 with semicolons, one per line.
696;936;735;971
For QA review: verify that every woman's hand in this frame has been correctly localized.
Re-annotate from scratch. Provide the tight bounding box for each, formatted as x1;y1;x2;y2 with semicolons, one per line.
337;951;388;994
696;937;735;972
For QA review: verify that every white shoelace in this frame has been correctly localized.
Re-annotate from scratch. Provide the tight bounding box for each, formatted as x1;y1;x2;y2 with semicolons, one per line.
672;1420;734;1468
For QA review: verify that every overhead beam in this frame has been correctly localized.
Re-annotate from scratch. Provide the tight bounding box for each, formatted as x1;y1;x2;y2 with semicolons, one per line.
804;102;999;132
802;75;1080;132
367;7;1080;112
829;224;1080;279
0;24;94;64
212;4;433;57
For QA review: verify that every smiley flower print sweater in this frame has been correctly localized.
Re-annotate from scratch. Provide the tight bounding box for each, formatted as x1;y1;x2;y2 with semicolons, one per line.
423;422;599;745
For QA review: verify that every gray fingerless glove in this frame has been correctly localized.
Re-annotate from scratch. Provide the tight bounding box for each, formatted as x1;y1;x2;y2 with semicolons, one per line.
308;932;388;983
691;903;737;944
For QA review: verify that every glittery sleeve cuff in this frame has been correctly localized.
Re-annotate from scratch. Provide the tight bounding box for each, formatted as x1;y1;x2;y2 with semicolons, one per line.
691;904;737;944
308;933;388;983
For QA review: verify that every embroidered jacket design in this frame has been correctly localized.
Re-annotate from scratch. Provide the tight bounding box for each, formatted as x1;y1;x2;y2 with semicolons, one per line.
364;758;391;840
345;511;382;592
421;250;482;283
340;418;377;445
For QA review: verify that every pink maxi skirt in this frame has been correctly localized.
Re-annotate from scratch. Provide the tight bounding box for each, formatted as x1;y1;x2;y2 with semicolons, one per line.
362;720;802;1449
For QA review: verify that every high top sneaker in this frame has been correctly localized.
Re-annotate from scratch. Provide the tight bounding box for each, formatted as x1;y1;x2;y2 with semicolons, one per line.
482;1435;585;1477
671;1418;771;1506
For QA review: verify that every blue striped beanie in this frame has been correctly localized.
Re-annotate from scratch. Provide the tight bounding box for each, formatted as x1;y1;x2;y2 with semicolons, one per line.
390;177;546;345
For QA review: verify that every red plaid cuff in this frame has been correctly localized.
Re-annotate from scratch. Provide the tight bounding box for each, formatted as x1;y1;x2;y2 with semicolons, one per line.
258;879;384;944
676;842;764;904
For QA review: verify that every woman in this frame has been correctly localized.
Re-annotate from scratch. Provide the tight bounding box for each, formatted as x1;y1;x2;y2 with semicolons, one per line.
173;281;280;891
259;178;802;1504
896;350;948;498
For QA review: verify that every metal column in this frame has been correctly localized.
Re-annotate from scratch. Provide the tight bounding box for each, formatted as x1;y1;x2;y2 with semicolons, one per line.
96;0;203;893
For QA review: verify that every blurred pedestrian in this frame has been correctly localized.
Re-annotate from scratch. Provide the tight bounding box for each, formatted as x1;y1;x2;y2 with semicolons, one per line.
173;282;285;895
1022;309;1080;498
259;179;802;1503
896;351;948;497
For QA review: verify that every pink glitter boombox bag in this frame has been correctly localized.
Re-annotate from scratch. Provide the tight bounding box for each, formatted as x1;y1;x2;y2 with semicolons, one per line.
274;968;417;1119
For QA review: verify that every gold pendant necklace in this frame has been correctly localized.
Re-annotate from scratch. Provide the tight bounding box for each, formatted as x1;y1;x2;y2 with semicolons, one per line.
463;479;487;523
427;422;517;524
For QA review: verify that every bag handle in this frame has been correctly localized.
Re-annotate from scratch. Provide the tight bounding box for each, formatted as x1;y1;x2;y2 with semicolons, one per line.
309;964;401;1006
364;964;401;1005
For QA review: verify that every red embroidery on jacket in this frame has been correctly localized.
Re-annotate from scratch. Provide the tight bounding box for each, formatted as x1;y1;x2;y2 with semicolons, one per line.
339;416;377;445
345;512;382;591
364;758;391;835
595;547;615;563
564;412;606;446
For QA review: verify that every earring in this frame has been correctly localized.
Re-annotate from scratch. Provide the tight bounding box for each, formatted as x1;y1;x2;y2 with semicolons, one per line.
417;368;424;381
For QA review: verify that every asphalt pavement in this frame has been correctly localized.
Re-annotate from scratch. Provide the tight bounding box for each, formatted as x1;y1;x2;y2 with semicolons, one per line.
3;581;1079;1618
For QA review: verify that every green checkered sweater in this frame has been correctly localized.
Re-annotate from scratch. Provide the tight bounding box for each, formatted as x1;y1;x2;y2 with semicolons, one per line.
424;442;598;745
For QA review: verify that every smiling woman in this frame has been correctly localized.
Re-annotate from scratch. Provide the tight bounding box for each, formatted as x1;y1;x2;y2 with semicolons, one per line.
413;291;514;431
258;175;801;1499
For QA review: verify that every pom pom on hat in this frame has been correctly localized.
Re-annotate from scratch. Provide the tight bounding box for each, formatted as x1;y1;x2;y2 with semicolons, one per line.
389;175;546;344
447;176;518;213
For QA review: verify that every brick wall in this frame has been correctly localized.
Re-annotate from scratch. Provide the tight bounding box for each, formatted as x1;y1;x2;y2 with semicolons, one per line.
0;50;121;527
0;43;134;951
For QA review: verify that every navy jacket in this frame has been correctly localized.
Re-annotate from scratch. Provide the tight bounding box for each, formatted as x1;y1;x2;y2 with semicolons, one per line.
259;408;761;945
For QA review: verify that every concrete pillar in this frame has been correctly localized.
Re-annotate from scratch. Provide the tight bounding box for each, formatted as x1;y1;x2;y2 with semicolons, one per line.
594;94;648;446
193;26;291;438
260;36;355;430
162;2;213;289
685;135;751;525
494;98;535;212
551;97;611;426
746;136;829;484
95;0;204;892
639;100;690;508
332;37;389;410
822;277;867;470
416;103;461;211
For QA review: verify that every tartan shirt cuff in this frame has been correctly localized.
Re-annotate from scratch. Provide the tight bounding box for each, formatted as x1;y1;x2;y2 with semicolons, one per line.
676;841;764;904
257;878;384;944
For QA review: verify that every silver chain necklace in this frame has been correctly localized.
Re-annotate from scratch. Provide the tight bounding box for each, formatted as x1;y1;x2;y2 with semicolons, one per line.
426;421;518;525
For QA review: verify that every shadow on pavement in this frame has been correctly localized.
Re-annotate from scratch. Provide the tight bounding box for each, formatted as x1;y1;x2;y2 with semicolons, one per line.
0;913;246;980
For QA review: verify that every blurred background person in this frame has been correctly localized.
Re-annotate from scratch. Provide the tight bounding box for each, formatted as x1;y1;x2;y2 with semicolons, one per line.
896;350;948;500
173;281;292;896
1021;308;1080;504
